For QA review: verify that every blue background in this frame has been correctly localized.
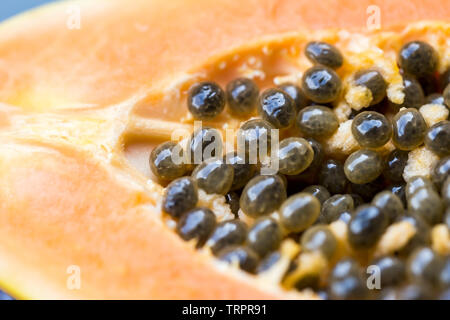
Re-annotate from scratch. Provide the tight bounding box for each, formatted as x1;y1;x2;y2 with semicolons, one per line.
0;0;57;22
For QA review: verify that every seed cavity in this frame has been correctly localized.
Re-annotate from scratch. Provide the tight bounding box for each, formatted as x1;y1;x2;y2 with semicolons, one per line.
147;37;448;299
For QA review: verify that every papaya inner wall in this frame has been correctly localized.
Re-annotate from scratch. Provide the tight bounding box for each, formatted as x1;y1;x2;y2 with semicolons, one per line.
0;0;449;111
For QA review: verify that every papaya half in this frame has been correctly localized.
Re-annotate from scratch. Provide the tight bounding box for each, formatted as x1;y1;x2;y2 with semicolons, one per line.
0;0;449;299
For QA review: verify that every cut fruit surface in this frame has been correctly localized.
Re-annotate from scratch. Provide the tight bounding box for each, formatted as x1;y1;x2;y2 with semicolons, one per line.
0;0;449;299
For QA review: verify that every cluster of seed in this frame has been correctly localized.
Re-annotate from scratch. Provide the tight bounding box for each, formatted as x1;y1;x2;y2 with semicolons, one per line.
150;40;450;300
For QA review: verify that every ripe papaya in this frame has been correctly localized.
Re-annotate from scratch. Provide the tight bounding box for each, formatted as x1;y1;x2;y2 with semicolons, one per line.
0;0;448;299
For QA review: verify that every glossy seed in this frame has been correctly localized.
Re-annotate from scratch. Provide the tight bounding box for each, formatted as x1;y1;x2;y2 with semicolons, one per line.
206;220;247;255
303;138;325;173
277;173;288;189
372;191;404;223
425;93;445;106
302;185;330;204
258;88;296;128
349;176;385;202
302;66;342;103
176;207;216;248
396;283;434;300
354;70;387;105
224;152;256;191
424;120;450;156
218;245;259;273
189;127;223;165
279;193;321;232
378;288;403;300
319;159;348;194
162;177;198;218
397;214;431;256
388;184;407;206
278;137;314;175
330;258;361;280
407;187;443;225
246;217;282;257
225;192;240;216
442;176;450;207
405;176;435;200
344;149;384;184
296;105;339;138
438;258;450;290
240;175;287;218
444;208;450;229
383;149;409;183
237;119;275;158
392;108;428;150
301;225;337;259
191;159;234;195
431;156;450;189
348;205;388;250
316;290;329;300
371;256;406;287
305;41;343;69
319;194;354;224
257;251;281;274
407;247;444;286
150;141;186;181
278;83;310;112
226;77;259;116
351;111;392;148
292;139;325;182
187;81;225;119
444;84;450;108
399;41;438;77
328;276;368;300
394;75;425;109
338;212;353;224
